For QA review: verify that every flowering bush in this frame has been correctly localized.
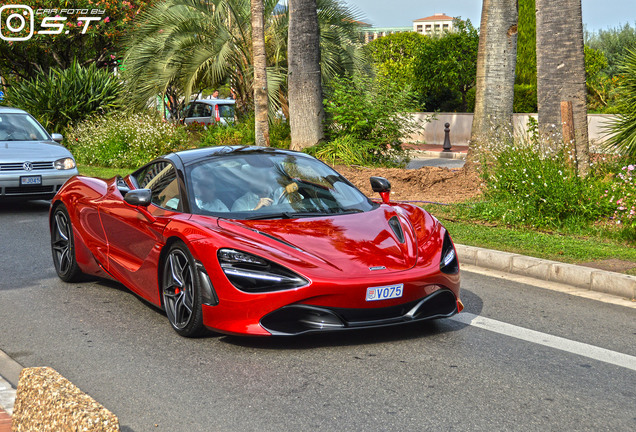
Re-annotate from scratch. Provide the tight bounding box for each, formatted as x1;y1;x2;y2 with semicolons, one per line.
67;112;189;168
602;164;636;229
474;137;613;228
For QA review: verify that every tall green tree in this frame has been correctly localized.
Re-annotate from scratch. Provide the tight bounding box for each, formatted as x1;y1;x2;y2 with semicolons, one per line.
123;0;363;119
367;32;428;90
536;0;589;175
586;23;636;78
0;0;151;81
288;0;325;150
414;20;480;112
251;0;270;146
470;0;518;159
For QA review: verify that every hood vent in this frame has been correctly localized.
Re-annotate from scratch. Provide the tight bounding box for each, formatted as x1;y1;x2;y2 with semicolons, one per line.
388;216;405;243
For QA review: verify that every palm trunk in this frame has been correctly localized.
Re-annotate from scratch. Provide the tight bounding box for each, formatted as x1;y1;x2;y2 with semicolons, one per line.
469;0;518;164
288;0;325;151
536;0;589;175
251;0;270;146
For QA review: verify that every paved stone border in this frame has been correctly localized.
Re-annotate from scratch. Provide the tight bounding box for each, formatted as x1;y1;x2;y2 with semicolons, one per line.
457;244;636;300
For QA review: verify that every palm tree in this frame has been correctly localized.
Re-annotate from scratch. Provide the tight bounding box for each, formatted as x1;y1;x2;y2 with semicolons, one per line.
288;0;325;150
536;0;589;175
123;0;364;121
470;0;518;161
605;49;636;158
251;0;270;146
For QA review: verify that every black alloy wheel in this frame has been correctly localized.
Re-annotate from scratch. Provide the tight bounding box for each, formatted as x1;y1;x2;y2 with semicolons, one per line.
51;204;83;282
162;242;205;337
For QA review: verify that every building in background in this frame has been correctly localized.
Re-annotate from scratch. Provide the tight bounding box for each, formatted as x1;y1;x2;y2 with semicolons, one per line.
360;26;412;43
413;13;456;35
360;13;457;43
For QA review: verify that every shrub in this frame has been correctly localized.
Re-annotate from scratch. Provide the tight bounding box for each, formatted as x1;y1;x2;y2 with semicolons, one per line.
305;135;389;166
513;84;538;113
321;74;419;166
67;112;189;168
474;137;613;228
3;61;122;133
194;117;290;149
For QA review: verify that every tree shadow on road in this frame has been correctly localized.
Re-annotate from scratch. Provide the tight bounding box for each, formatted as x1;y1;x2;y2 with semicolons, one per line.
0;199;50;214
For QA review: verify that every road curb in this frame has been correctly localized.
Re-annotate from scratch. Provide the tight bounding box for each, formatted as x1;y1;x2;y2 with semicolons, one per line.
456;244;636;300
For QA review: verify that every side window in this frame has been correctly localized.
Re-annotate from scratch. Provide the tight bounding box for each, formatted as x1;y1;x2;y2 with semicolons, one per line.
135;161;181;211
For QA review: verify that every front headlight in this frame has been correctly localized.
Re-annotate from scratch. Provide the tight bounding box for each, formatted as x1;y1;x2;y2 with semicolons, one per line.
440;231;459;274
218;248;309;292
54;157;76;170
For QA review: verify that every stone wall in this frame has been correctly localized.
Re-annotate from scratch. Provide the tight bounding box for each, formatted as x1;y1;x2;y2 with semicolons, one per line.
407;113;618;151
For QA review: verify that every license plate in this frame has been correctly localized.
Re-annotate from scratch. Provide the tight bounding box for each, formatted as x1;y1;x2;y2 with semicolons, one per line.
366;284;403;301
20;175;42;186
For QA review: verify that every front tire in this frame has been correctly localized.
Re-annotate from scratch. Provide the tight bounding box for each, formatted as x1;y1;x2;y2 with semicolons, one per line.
50;204;83;282
162;242;205;337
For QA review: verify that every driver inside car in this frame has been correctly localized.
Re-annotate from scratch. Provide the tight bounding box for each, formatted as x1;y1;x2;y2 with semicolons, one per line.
231;166;286;212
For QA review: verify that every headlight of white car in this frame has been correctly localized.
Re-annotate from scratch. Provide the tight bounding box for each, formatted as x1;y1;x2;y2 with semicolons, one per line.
54;157;76;170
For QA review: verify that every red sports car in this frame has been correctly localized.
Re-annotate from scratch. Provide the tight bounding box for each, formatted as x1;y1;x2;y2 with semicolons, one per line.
50;146;462;337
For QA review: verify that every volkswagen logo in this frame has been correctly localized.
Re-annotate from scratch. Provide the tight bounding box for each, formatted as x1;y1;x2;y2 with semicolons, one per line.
23;162;33;171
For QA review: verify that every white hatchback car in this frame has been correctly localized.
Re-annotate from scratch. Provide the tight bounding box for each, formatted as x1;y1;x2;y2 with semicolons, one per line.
0;106;78;201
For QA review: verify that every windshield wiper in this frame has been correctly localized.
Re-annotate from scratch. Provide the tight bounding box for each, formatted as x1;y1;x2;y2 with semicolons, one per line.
241;212;296;220
241;211;340;220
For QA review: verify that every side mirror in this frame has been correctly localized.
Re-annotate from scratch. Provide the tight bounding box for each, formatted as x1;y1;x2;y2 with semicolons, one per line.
124;189;152;207
51;133;63;143
370;176;391;204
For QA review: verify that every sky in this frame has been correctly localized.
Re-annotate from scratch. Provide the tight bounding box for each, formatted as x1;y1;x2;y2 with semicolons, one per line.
342;0;636;33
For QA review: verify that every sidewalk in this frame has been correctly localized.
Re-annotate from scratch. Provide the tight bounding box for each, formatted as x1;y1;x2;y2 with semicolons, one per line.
404;142;468;159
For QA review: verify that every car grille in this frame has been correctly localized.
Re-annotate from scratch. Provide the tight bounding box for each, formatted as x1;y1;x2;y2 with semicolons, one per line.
3;185;55;195
0;161;54;171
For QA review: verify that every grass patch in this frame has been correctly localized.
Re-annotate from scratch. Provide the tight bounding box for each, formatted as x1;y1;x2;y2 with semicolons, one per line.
433;216;636;267
77;165;129;179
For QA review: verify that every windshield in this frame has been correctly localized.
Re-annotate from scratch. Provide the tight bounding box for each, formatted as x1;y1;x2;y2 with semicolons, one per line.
0;113;49;141
186;152;376;219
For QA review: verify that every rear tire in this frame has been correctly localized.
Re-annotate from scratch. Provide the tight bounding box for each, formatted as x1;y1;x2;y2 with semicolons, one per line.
162;241;205;337
50;204;83;282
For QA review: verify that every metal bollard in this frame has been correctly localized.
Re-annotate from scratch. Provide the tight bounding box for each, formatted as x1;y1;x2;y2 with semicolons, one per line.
443;122;452;152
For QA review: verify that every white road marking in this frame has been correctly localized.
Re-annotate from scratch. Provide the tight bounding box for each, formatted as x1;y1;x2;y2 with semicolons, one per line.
452;313;636;372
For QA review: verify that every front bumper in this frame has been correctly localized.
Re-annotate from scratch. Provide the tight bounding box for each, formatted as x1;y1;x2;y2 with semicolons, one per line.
0;169;78;199
260;288;461;335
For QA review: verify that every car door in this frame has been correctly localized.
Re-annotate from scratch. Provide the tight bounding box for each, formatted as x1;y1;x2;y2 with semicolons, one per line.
99;160;184;304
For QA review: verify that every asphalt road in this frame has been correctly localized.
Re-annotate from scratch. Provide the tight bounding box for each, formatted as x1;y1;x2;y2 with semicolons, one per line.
1;200;635;431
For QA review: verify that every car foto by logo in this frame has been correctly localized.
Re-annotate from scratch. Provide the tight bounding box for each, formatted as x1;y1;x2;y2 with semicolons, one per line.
0;5;105;41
